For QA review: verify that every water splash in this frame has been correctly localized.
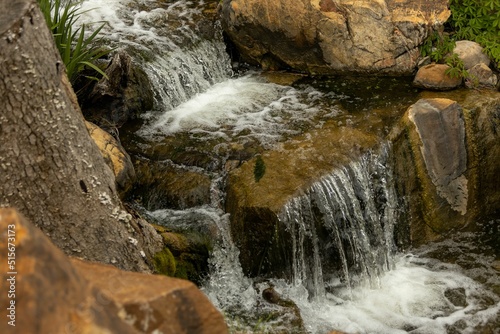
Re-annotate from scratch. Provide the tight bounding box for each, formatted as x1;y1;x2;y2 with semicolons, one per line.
78;0;232;111
278;145;398;300
139;74;333;146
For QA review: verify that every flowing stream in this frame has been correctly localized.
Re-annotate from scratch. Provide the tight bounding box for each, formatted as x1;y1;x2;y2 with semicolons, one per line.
79;1;500;333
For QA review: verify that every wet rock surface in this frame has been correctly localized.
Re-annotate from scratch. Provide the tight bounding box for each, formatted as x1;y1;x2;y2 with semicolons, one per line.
131;158;212;211
407;98;468;214
391;89;500;244
81;50;154;129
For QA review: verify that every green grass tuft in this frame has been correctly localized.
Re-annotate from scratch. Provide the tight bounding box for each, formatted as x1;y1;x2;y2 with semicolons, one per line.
37;0;111;84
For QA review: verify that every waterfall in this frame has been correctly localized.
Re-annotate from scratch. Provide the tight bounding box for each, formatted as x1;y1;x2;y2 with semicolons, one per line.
79;0;232;111
76;1;500;332
279;145;398;300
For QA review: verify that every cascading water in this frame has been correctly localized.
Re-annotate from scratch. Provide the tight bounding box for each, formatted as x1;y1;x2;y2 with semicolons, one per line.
271;147;500;334
79;0;232;111
278;146;398;301
78;1;499;333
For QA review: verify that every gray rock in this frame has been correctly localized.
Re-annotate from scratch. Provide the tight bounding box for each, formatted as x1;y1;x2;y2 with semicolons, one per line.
408;98;468;214
466;63;498;88
454;40;490;70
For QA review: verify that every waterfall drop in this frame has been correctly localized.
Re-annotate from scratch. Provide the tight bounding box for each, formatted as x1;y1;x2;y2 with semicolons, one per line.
278;145;398;301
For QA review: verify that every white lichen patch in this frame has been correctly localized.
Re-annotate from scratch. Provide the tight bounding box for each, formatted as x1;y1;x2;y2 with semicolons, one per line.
111;207;132;222
99;192;113;205
128;237;138;246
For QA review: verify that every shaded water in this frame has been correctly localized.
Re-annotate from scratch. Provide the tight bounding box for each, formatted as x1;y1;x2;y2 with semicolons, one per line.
79;1;499;333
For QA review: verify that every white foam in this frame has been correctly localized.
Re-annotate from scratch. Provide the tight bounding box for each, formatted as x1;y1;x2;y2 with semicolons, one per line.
275;254;500;334
141;74;333;145
78;0;231;111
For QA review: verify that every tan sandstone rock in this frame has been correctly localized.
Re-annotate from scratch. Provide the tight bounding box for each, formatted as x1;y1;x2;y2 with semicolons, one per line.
86;121;136;196
413;63;463;90
0;208;228;334
220;0;449;75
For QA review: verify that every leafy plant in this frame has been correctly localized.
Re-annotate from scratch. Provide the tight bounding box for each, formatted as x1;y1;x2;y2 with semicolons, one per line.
448;0;500;66
37;0;110;84
420;0;500;82
420;31;456;63
445;53;468;79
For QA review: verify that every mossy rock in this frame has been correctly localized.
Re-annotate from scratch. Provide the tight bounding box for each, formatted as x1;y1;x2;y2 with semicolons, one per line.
131;159;212;211
153;248;176;276
174;253;209;285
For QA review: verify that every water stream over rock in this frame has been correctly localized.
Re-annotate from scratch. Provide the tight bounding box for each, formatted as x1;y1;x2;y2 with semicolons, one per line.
79;1;499;333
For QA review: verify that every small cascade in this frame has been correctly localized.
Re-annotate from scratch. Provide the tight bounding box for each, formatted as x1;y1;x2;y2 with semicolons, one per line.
79;0;232;111
278;145;398;299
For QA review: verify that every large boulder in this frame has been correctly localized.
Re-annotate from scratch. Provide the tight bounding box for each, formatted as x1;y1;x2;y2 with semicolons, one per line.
220;0;450;75
453;40;490;70
226;123;381;277
390;90;500;244
0;208;228;334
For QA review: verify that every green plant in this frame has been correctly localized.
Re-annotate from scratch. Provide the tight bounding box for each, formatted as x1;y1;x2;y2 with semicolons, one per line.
37;0;110;84
445;53;468;79
254;155;266;183
448;0;500;66
420;0;500;81
420;31;456;63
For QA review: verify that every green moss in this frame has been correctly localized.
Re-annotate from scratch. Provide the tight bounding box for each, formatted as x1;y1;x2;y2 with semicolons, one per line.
174;260;194;281
153;248;176;276
254;155;266;182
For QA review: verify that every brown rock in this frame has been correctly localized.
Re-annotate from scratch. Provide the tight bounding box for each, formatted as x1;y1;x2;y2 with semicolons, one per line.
466;63;498;89
133;159;212;210
86;121;136;196
83;50;154;128
220;0;449;75
227;124;380;277
72;259;228;334
0;208;228;334
413;64;463;90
